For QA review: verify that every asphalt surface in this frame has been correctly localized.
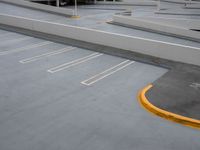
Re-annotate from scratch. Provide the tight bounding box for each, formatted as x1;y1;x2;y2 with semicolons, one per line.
147;65;200;120
1;29;200;150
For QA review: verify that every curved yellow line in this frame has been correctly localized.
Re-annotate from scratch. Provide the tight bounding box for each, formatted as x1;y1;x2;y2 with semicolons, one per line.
138;84;200;130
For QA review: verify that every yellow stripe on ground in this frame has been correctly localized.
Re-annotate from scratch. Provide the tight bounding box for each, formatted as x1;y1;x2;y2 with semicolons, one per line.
71;15;81;19
138;84;200;130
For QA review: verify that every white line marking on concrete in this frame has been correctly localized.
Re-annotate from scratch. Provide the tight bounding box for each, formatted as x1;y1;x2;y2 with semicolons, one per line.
0;41;52;56
19;46;75;64
0;36;32;46
48;52;103;73
81;60;135;86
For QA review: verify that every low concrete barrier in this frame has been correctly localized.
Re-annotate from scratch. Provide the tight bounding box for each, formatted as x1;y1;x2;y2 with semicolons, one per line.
96;1;157;6
112;15;200;42
161;0;199;4
0;13;200;66
155;10;200;16
184;3;200;9
0;0;74;16
127;16;200;30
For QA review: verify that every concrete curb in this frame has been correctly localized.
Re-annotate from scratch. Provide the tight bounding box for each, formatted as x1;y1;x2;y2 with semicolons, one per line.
1;14;200;66
0;0;74;17
138;84;200;129
112;15;200;42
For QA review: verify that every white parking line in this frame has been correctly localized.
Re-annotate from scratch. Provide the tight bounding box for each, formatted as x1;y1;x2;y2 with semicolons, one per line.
48;52;103;73
19;46;75;64
0;41;52;56
0;36;32;46
81;60;135;86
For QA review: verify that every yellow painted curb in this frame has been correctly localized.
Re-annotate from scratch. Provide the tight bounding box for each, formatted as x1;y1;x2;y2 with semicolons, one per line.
138;84;200;129
70;15;81;19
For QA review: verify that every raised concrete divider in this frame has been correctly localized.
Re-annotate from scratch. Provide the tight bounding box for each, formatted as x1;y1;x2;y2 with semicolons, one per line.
95;1;157;6
184;3;200;9
155;10;200;16
0;13;200;66
161;0;199;4
126;16;200;30
112;15;200;42
0;0;74;16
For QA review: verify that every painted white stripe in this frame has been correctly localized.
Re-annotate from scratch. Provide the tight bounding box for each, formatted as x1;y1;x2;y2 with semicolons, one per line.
81;60;135;86
19;46;75;63
0;36;32;46
48;53;103;73
0;41;52;56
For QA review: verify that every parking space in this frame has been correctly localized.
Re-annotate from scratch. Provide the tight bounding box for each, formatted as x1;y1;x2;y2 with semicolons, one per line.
1;29;200;150
0;29;166;86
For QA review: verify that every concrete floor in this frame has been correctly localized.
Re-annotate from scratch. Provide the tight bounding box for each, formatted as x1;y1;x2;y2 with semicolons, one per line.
0;29;200;150
1;2;200;150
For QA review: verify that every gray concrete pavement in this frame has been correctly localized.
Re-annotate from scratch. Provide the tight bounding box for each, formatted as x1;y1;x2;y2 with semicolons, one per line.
0;29;200;150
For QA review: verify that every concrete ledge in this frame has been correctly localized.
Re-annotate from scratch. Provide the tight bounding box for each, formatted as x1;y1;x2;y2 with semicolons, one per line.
121;16;200;30
138;84;200;129
184;4;200;9
1;13;200;66
161;0;199;4
95;1;157;6
112;15;200;42
155;10;200;16
0;0;74;17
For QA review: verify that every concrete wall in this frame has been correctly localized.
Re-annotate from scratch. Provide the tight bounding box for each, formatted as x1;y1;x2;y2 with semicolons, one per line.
0;13;200;66
112;15;200;42
0;0;74;16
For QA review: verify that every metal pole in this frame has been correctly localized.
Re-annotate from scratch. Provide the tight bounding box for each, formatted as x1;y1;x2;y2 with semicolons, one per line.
56;0;59;7
157;0;160;11
74;0;78;16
